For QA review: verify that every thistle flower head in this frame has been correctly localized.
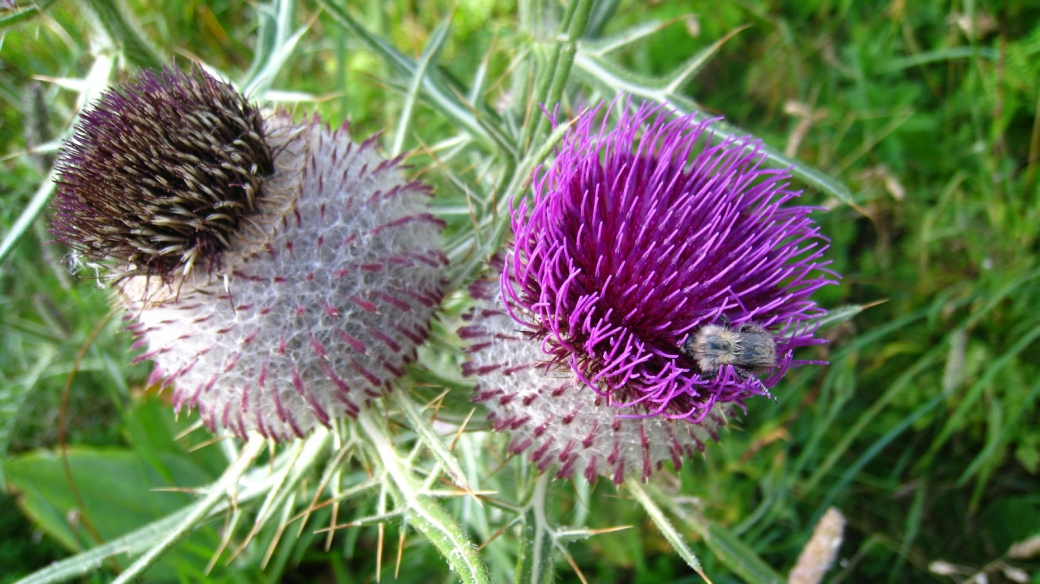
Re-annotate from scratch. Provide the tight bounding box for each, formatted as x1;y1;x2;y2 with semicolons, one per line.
52;66;272;279
465;100;836;482
53;68;446;440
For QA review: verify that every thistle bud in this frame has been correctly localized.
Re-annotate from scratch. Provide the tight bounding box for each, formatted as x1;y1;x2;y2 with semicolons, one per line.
53;67;446;440
465;100;836;482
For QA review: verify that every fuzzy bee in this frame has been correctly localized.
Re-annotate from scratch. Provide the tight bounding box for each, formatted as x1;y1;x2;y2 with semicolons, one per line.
682;318;777;379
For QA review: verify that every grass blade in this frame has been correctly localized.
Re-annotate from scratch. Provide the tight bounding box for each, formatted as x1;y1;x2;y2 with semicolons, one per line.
811;392;945;525
0;0;56;31
651;486;783;584
77;0;162;69
109;437;266;584
625;478;710;583
921;321;1040;469
0;169;55;268
801;347;943;493
391;16;452;157
958;376;1040;484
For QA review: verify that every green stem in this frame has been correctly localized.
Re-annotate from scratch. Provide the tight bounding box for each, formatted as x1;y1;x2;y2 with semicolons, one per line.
391;390;470;490
356;409;490;584
521;0;595;155
515;472;554;584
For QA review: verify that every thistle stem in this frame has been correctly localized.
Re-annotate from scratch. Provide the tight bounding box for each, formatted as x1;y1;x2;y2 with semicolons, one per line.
520;0;595;154
515;472;555;584
355;408;490;584
391;389;470;489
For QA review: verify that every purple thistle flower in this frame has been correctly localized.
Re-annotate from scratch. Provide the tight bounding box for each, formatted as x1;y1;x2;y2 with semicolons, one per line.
52;67;447;440
465;100;836;483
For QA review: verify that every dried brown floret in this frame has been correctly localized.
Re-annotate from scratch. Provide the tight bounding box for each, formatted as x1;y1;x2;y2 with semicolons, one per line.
52;66;273;280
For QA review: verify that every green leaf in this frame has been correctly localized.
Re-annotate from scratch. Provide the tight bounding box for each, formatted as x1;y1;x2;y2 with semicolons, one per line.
391;390;471;491
582;20;667;56
0;47;116;269
0;170;55;269
12;433;326;584
783;303;874;339
356;409;490;584
705;116;855;206
123;397;227;478
317;0;509;154
109;437;266;584
241;0;307;98
14;504;195;584
6;446;217;580
626;478;710;583
445;117;575;290
664;24;751;94
572;48;854;205
0;346;55;486
583;0;620;38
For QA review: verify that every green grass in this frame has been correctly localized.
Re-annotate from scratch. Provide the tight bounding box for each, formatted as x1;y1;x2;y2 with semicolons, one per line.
2;0;1040;582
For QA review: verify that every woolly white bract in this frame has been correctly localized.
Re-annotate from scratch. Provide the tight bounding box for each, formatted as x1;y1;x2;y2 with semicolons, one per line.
465;296;730;484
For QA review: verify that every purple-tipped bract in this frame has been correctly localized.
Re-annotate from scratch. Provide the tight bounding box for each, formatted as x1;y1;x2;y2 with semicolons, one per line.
501;101;836;422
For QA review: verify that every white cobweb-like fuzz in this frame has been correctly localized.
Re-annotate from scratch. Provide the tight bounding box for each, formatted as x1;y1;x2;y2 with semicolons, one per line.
120;116;446;440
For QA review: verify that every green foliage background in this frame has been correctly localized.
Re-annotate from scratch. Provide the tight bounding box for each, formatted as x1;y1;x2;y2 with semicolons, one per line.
2;0;1040;582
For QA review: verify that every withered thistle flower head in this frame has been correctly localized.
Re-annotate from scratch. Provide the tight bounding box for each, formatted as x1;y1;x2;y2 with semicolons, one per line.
53;66;272;279
465;100;836;483
53;67;446;440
